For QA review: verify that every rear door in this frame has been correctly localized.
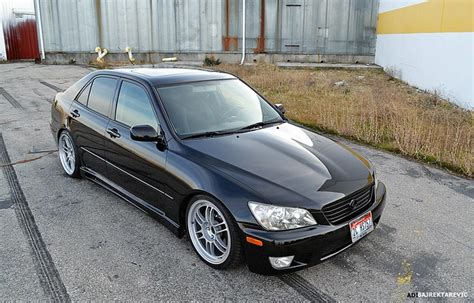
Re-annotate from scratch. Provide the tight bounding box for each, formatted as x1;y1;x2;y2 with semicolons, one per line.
104;79;173;215
69;76;118;176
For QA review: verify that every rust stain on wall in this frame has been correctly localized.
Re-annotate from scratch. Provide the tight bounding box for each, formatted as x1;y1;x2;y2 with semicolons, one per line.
254;0;266;53
223;0;238;51
223;36;239;51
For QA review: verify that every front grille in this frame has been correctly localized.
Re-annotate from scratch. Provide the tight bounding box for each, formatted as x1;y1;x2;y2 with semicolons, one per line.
322;183;374;225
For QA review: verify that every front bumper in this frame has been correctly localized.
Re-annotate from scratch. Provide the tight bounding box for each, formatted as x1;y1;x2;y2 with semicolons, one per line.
239;181;387;275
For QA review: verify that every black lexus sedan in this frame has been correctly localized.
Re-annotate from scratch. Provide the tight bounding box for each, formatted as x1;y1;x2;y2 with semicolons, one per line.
50;68;386;275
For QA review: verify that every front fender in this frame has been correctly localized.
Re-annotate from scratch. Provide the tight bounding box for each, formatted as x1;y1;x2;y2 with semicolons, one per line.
165;142;264;228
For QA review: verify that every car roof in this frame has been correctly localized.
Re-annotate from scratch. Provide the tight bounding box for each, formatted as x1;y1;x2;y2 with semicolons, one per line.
97;68;236;86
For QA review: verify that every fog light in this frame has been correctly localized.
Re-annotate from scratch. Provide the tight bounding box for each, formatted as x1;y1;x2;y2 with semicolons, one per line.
269;256;294;269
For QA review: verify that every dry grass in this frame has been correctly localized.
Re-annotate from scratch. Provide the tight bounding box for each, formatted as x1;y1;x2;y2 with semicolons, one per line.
215;64;473;177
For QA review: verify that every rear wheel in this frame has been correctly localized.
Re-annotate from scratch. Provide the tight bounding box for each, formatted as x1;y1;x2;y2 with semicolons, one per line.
58;130;81;178
186;195;242;269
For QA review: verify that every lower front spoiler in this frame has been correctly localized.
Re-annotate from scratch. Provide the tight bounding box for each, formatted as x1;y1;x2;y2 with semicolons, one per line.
240;181;387;275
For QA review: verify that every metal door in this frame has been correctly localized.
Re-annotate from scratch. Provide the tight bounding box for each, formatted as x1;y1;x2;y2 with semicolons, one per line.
2;11;39;60
281;0;304;52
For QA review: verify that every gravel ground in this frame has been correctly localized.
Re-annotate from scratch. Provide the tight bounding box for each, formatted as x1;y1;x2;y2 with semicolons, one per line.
0;62;472;302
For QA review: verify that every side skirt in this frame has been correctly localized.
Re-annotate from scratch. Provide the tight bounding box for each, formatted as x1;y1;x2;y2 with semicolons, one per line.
80;166;182;237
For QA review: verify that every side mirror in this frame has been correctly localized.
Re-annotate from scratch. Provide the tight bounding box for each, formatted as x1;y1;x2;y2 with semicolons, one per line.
130;124;163;142
275;103;286;114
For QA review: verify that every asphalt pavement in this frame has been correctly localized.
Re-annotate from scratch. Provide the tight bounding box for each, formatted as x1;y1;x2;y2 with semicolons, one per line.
0;62;472;302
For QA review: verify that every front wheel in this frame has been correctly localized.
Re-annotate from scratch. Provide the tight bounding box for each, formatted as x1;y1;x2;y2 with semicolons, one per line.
186;195;242;269
58;130;81;178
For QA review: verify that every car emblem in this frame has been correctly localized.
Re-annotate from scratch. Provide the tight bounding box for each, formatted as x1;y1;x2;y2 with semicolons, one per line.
348;199;358;209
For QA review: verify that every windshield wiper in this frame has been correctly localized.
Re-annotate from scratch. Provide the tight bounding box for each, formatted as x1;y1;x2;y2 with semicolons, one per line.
237;119;283;131
181;119;283;139
181;130;232;140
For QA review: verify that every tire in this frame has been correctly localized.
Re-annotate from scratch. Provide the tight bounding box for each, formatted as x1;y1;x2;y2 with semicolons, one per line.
58;130;81;178
186;194;242;269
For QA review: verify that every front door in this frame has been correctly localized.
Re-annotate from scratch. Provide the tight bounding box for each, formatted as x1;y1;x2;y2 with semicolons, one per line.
104;80;173;215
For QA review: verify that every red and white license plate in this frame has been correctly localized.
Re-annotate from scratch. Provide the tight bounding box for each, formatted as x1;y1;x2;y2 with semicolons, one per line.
349;212;374;243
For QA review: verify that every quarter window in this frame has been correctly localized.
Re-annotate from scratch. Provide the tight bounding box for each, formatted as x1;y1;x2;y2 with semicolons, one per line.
115;81;157;128
88;77;117;116
76;83;91;105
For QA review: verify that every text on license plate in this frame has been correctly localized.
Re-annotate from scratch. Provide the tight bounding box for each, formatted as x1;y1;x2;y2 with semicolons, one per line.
349;211;374;243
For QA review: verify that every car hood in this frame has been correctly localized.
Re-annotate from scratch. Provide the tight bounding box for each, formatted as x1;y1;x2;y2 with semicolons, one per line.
181;122;374;209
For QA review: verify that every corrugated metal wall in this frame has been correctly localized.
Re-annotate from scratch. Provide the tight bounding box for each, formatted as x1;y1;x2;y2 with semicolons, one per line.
39;0;378;55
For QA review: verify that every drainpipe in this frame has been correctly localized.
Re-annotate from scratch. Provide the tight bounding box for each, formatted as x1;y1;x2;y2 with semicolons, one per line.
240;0;246;65
34;0;45;60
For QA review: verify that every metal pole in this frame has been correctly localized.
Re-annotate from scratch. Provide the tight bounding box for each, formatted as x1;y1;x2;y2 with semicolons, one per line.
240;0;246;65
34;0;45;60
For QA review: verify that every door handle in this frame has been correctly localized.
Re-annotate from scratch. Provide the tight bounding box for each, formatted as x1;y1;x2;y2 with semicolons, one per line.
70;109;80;118
107;128;121;138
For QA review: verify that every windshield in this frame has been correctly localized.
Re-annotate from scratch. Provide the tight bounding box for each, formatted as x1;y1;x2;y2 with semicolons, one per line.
156;79;283;137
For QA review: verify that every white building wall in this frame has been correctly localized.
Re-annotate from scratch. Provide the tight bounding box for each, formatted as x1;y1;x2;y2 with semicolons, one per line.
375;0;474;109
376;32;474;109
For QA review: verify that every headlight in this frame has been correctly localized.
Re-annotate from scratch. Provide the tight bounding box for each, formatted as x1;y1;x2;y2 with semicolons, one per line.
248;202;317;231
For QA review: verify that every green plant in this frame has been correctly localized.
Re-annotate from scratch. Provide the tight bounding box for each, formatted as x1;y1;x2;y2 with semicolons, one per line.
204;55;221;66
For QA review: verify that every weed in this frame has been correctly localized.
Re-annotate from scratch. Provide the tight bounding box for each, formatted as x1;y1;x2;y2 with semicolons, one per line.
204;55;221;66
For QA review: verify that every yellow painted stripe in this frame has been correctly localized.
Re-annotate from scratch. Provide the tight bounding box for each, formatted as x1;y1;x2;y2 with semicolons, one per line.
377;0;474;34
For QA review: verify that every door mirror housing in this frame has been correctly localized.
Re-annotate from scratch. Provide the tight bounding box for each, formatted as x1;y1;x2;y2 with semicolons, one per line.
130;124;163;142
275;103;286;115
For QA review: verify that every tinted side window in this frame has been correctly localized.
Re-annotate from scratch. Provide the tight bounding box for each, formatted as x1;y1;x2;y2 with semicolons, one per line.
76;83;91;105
88;77;117;116
115;82;157;128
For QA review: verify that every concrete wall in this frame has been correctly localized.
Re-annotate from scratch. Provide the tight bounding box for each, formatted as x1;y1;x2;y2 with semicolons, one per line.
375;0;473;109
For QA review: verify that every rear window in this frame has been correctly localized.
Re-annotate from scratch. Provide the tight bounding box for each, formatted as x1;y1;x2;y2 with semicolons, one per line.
88;77;117;116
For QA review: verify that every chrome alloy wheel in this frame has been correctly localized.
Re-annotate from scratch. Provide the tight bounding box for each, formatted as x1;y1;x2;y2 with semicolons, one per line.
188;200;231;265
58;132;76;175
